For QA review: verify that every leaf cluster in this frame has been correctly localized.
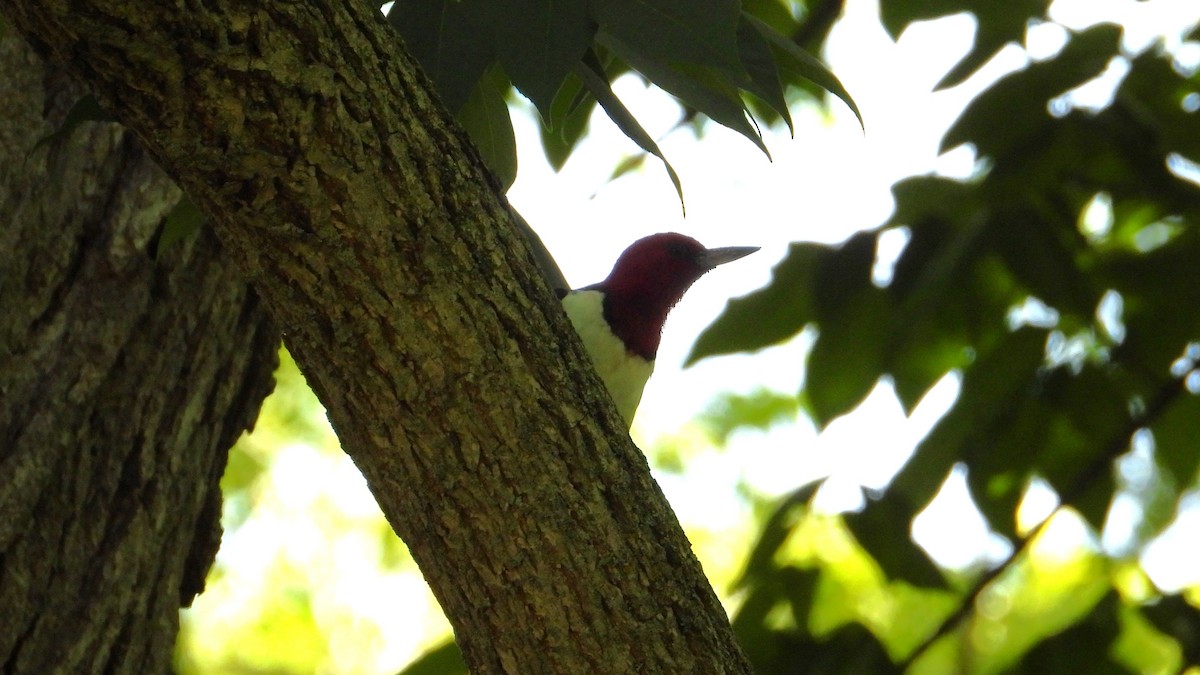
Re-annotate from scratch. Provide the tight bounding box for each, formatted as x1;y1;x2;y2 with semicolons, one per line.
386;0;860;198
694;10;1200;675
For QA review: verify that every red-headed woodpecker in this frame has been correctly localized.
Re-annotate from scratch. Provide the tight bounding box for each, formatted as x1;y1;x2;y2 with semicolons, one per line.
561;233;758;426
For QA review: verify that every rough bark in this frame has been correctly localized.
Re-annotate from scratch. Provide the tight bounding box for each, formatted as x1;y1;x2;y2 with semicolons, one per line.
0;2;752;673
0;33;277;674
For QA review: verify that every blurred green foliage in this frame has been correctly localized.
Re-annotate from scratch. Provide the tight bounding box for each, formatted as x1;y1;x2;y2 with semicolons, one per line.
691;3;1200;674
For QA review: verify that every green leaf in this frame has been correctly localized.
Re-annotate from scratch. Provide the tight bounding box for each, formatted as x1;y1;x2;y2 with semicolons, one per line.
812;231;877;318
734;567;901;675
732;484;819;591
986;207;1100;320
598;29;768;156
886;176;981;241
398;640;468;675
457;65;518;191
804;623;900;675
540;72;597;170
28;94;113;158
1116;53;1200;163
1014;593;1125;674
962;366;1130;535
959;387;1053;538
803;232;889;426
700;389;800;445
805;285;893;427
1150;389;1200;488
892;327;1048;510
885;179;995;411
878;0;965;38
740;0;798;38
732;567;823;674
687;242;824;364
1140;595;1200;666
744;14;863;128
388;0;495;113
590;0;743;72
941;23;1123;156
219;444;266;499
464;0;594;118
938;1;1054;90
607;153;646;182
877;0;1051;89
736;15;792;134
1101;228;1200;378
1037;368;1130;528
844;491;946;589
575;51;684;210
155;195;206;259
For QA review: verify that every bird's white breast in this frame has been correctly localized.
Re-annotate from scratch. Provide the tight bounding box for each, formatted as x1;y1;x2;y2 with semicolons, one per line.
561;289;655;426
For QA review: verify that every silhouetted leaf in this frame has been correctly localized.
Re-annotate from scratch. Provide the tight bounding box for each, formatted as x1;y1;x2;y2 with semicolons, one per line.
591;0;742;73
734;573;900;675
1141;595;1200;667
813;231;877;317
388;0;495;112
576;51;684;209
599;29;768;156
845;491;946;589
939;1;1054;90
736;16;792;134
806;285;893;427
1151;389;1200;487
885;179;996;411
1013;593;1126;674
877;0;1051;89
892;327;1048;510
732;484;820;591
941;24;1123;156
1040;368;1130;528
155;196;206;259
399;640;467;675
1117;53;1200;163
688;242;824;364
986;207;1099;320
541;72;597;170
457;65;518;190
1101;228;1200;379
464;0;593;118
745;13;863;128
965;366;1129;534
804;623;900;675
806;232;889;426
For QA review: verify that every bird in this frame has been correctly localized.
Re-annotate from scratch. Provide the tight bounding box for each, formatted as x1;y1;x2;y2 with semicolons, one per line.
560;233;758;427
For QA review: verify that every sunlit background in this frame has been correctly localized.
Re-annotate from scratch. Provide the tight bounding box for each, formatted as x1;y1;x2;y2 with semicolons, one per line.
178;0;1200;672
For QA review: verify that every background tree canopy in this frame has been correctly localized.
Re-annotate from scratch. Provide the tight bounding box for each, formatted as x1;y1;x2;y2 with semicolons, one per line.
19;0;1187;672
168;0;1200;672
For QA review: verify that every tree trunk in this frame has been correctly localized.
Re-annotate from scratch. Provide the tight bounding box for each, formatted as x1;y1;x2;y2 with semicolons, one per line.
0;33;278;673
0;2;752;673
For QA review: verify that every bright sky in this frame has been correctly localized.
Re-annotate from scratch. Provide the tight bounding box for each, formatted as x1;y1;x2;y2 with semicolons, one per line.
191;1;1200;672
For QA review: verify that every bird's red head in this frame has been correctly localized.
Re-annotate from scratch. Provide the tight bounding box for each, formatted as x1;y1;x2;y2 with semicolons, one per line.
593;233;758;360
